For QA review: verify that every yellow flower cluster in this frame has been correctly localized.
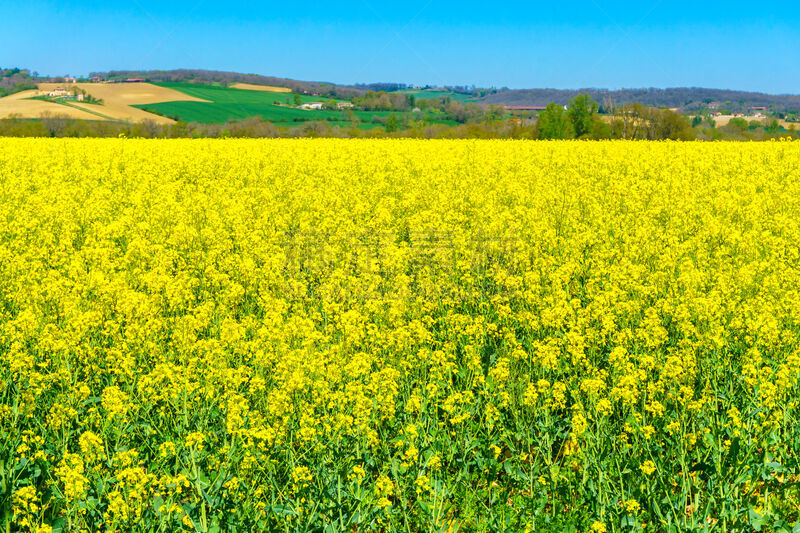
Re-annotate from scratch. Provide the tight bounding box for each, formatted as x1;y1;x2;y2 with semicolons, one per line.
2;138;800;531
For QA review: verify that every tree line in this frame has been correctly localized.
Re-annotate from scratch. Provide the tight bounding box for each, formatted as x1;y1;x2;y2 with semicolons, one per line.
351;92;700;139
1;111;794;141
482;87;800;114
532;95;697;140
355;92;504;124
0;68;37;98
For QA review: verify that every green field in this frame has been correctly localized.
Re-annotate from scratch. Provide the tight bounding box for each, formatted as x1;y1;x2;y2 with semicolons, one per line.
158;82;334;105
135;83;397;126
396;89;477;102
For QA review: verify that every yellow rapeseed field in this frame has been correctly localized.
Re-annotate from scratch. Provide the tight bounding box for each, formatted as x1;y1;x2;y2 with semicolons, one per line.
1;138;799;532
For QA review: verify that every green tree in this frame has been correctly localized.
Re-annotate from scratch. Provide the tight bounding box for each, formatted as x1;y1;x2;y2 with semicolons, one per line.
344;109;359;124
385;113;399;133
728;117;748;132
537;103;574;139
766;119;781;134
590;115;612;139
484;104;505;125
567;93;598;138
293;93;302;106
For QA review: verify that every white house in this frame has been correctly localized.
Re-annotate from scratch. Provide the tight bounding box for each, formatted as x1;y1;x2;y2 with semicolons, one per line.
336;102;355;109
300;102;324;110
48;87;71;97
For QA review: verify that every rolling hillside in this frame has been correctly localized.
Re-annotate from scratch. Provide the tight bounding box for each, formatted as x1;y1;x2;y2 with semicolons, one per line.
0;82;206;123
96;71;800;113
38;82;208;123
93;69;363;99
135;83;344;124
137;83;415;127
0;79;461;128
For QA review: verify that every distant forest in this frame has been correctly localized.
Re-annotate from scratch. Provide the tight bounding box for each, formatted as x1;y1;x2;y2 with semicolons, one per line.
481;87;800;113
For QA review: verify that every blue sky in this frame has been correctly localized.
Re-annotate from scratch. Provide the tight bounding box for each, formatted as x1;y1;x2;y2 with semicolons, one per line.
3;0;799;93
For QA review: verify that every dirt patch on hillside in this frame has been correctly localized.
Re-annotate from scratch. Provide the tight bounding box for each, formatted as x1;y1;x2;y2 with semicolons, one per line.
231;83;291;93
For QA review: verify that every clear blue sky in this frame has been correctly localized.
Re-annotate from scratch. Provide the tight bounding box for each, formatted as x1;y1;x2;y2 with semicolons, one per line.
3;0;799;93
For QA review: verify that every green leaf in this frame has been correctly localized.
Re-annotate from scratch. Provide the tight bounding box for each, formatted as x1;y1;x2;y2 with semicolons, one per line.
749;508;764;531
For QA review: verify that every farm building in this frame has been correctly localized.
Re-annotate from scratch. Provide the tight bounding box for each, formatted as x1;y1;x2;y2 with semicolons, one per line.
337;102;355;109
48;87;71;97
300;102;324;110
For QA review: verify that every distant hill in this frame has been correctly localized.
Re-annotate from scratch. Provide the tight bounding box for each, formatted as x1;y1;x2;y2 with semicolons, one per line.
8;66;800;115
74;70;800;113
479;88;800;113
